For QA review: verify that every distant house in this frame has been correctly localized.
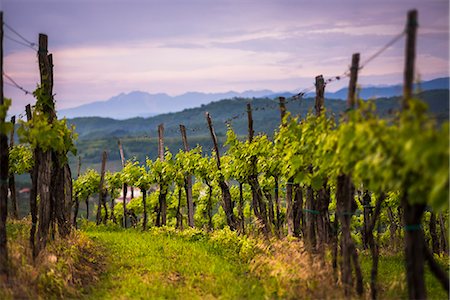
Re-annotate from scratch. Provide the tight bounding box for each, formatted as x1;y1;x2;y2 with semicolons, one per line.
19;188;30;194
114;187;142;204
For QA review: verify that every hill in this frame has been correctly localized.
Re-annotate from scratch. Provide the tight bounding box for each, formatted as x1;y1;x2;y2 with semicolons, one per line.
59;90;274;119
68;89;449;172
59;77;449;119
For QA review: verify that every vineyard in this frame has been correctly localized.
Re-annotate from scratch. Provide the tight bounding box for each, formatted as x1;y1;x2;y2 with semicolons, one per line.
0;8;449;300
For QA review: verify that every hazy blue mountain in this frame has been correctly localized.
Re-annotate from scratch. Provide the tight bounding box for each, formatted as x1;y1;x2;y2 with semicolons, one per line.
59;90;274;119
60;77;448;120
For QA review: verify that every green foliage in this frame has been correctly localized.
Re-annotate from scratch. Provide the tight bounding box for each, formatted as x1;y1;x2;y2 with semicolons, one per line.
147;151;175;193
33;84;54;115
105;171;122;192
194;153;218;185
18;111;77;163
73;169;100;200
0;98;13;134
121;161;151;190
272;99;449;211
8;144;34;174
194;183;220;228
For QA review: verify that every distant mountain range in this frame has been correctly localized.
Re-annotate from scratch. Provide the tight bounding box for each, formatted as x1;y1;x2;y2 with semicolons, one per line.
59;77;449;120
59;90;273;119
67;88;449;172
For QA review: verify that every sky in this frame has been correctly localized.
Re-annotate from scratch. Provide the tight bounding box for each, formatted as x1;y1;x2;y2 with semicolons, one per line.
1;0;449;115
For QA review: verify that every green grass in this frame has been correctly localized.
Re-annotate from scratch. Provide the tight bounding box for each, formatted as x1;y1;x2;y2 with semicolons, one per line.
83;228;264;299
360;251;449;299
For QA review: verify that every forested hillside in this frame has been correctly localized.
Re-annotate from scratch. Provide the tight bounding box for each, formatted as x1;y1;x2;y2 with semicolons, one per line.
69;89;449;171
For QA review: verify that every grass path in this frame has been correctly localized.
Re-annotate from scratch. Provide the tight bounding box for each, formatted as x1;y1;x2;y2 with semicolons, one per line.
83;229;264;299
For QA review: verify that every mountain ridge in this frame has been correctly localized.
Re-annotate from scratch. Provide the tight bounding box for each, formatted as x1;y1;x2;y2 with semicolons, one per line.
60;77;449;119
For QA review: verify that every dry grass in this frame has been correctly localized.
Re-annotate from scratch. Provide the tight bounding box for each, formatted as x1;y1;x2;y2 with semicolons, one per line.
250;238;344;299
0;219;105;299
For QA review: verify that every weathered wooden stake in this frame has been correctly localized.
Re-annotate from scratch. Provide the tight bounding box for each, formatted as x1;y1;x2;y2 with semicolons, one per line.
180;124;194;228
400;10;439;300
96;151;108;225
246;103;254;142
278;96;286;124
8;116;18;219
36;33;54;253
205;112;237;230
403;9;418;109
439;213;448;253
347;54;360;109
158;124;164;160
278;96;294;236
337;54;364;297
142;188;147;230
25;104;38;258
157;124;167;226
0;11;9;278
118;140;127;228
315;75;325;115
72;156;81;227
313;73;330;251
247;103;270;235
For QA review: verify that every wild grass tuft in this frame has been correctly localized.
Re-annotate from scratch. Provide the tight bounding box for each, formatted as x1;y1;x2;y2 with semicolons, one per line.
0;218;105;299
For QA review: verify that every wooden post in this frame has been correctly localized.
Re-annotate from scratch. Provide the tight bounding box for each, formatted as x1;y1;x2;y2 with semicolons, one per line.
401;9;428;300
278;97;286;124
403;9;418;109
157;124;167;226
118;140;127;228
142;188;147;230
337;55;364;296
0;11;9;278
313;72;332;252
205;112;237;230
25;104;38;258
8;116;14;146
96;151;108;225
347;54;360;109
439;213;448;253
247;103;270;235
180;124;194;228
274;176;281;234
25;104;32;120
180;124;189;152
8;116;18;219
246;103;254;142
315;75;325;116
206;112;221;169
36;33;54;253
158;124;164;161
77;156;81;178
249;102;268;233
279;96;295;236
72;156;81;227
37;34;55;121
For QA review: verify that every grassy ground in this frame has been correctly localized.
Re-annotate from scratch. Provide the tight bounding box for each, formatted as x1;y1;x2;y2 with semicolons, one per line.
359;251;449;299
1;220;448;299
0;219;104;300
83;227;264;299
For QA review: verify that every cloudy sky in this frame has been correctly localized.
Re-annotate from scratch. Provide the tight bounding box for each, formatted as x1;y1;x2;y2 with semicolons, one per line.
2;0;449;115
